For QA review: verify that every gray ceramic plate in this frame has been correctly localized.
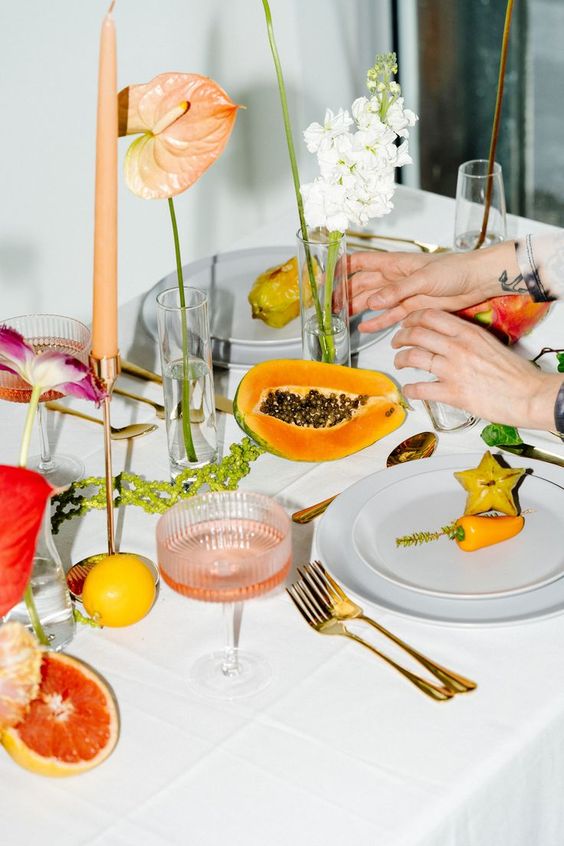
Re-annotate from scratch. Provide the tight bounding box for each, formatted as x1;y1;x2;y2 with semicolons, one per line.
142;246;392;367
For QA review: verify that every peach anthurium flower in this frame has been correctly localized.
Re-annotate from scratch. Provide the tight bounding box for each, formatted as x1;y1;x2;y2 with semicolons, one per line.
118;73;241;199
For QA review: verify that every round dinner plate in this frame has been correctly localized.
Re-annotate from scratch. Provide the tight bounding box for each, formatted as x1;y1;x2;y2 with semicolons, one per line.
316;452;564;626
141;246;392;368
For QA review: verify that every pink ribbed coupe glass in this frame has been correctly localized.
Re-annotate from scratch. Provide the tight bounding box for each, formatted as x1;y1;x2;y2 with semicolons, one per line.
156;490;292;699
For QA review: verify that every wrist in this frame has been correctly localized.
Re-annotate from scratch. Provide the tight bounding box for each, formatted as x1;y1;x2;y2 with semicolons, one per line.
526;372;564;431
466;241;522;301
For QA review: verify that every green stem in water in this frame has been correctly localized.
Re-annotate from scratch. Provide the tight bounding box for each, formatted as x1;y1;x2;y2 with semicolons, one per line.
168;197;197;463
23;584;49;646
475;0;514;250
322;231;343;362
19;383;50;646
261;0;331;361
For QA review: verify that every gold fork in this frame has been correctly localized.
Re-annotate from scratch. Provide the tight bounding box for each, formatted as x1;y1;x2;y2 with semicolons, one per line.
303;561;477;695
287;578;454;702
346;229;450;254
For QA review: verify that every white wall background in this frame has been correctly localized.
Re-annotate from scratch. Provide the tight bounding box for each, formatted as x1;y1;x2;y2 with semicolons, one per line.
0;0;391;323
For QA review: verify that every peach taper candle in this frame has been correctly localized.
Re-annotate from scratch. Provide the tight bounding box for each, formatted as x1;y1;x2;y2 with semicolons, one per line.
92;1;118;359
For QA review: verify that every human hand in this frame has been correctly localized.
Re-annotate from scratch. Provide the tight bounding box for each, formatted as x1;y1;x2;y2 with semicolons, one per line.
391;309;561;430
349;240;520;334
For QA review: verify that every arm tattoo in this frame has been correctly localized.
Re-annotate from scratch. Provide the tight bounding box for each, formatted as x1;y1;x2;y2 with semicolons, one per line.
499;269;528;294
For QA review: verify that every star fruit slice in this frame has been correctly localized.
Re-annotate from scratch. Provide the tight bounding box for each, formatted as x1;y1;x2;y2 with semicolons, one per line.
453;450;526;516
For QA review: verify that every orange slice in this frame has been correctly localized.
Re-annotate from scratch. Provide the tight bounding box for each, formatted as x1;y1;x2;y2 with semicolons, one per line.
1;652;119;777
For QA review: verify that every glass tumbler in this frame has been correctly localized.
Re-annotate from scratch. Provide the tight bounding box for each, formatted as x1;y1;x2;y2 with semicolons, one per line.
156;287;217;480
411;368;478;433
454;160;507;251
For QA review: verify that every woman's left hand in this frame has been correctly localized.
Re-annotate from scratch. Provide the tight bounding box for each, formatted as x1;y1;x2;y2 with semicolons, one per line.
391;309;561;430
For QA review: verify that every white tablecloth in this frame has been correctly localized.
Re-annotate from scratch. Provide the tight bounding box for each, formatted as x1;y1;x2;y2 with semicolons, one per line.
2;187;564;846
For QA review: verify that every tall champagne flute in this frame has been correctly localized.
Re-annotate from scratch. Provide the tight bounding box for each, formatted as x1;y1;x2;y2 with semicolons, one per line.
157;491;292;699
0;314;91;486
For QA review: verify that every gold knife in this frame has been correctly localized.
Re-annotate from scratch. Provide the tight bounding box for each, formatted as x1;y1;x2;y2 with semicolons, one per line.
498;443;564;468
120;358;234;415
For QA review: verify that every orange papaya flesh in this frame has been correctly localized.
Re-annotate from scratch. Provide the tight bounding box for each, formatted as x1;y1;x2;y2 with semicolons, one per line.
234;359;406;462
454;515;524;552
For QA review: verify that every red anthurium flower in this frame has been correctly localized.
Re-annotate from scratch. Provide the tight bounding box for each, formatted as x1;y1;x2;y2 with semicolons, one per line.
0;326;106;404
0;466;55;617
118;73;241;199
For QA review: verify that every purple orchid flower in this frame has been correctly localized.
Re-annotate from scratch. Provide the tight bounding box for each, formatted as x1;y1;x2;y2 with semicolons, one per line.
0;326;106;404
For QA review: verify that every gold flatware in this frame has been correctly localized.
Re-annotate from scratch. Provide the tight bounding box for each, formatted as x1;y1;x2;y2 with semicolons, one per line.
346;229;450;254
301;561;476;695
348;241;388;253
292;431;437;523
45;401;158;440
120;358;234;415
114;386;165;419
120;359;162;384
287;572;454;702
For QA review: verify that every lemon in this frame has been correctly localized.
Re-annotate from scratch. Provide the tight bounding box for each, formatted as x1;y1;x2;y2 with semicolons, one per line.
82;553;156;627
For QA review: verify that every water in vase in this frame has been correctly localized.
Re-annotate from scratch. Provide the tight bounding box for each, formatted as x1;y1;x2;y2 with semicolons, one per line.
162;357;218;477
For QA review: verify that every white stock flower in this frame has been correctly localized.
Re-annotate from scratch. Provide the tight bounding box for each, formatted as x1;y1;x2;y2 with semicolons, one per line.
385;98;418;137
301;180;349;233
301;57;418;232
303;108;353;154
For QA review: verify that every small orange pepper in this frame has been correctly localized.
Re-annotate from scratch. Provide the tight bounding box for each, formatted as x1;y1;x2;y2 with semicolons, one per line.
453;515;524;552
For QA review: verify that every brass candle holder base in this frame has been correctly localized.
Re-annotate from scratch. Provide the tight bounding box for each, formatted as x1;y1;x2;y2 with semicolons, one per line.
67;352;158;599
67;553;160;602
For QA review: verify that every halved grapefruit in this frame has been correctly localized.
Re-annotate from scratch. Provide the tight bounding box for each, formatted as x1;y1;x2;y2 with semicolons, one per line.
1;652;119;776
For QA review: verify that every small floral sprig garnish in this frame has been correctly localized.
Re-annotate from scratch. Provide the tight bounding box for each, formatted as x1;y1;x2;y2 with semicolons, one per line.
396;522;464;547
51;437;265;533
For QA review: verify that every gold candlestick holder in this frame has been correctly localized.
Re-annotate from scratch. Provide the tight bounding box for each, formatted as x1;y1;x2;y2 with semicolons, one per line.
66;353;158;601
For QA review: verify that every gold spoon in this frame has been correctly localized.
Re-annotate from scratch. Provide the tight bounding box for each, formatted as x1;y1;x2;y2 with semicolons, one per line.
45;401;158;440
291;431;438;524
113;386;165;419
346;229;450;254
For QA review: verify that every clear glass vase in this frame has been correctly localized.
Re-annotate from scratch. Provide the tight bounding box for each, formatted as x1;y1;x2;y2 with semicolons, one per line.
2;504;75;651
156;286;218;480
454;160;507;251
296;228;350;366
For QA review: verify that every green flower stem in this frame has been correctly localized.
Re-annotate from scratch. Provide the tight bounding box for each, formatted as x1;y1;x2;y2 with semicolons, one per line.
322;232;343;363
261;0;330;361
19;382;50;646
475;0;514;250
23;584;49;646
19;383;42;468
168;197;197;463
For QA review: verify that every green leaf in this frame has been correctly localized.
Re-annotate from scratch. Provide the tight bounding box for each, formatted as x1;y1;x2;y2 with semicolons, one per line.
556;352;564;373
481;423;524;447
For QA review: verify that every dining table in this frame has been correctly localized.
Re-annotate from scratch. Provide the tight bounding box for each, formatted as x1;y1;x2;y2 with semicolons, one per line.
2;185;564;846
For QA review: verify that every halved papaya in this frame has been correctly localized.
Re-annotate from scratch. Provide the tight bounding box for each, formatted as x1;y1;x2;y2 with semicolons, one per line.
233;359;406;462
